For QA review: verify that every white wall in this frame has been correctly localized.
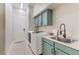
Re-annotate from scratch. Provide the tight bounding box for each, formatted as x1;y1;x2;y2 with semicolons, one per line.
33;3;50;17
39;4;79;40
0;3;5;55
5;4;13;53
28;6;34;30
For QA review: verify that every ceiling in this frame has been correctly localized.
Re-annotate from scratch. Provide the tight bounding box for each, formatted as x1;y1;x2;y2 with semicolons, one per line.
12;3;28;10
12;3;52;11
12;3;39;11
12;3;50;9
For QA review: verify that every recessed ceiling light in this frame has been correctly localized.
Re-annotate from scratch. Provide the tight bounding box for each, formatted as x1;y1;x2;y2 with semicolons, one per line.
20;3;23;9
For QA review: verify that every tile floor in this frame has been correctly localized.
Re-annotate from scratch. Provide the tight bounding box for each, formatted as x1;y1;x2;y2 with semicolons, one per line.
8;41;33;55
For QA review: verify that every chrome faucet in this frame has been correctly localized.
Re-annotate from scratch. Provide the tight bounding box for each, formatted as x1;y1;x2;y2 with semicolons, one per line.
56;24;72;43
60;23;66;38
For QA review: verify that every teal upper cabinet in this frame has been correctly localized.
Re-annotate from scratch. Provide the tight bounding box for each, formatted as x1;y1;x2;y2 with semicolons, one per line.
38;15;42;26
42;11;47;26
34;9;53;27
34;17;38;26
42;9;53;26
34;15;42;27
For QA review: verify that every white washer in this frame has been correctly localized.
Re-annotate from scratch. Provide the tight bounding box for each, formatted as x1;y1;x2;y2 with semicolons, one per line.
28;31;47;55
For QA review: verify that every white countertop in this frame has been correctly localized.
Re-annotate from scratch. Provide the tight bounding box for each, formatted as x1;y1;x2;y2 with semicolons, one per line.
43;35;79;51
28;31;35;33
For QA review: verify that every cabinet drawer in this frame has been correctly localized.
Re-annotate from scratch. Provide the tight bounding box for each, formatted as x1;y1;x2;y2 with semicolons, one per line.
42;38;54;46
55;43;79;55
55;48;67;55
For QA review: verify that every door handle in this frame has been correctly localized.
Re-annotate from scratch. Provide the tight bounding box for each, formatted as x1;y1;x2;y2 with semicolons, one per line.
23;28;25;32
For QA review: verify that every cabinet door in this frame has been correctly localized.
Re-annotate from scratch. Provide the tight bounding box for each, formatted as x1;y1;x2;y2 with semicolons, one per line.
34;17;38;26
42;11;47;26
43;41;54;55
47;9;53;25
38;15;42;26
34;18;36;26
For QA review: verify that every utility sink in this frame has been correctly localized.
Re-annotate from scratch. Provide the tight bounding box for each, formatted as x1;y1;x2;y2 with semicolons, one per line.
57;37;71;43
50;37;56;39
50;37;76;43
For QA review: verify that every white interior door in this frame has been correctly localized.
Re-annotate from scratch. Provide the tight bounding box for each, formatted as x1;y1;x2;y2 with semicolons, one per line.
13;9;27;42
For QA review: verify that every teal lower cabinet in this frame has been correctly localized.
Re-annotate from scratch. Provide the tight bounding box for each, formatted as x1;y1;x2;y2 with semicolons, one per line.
42;41;54;55
42;38;79;55
55;43;79;55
